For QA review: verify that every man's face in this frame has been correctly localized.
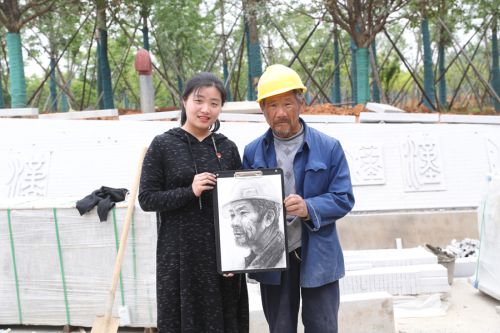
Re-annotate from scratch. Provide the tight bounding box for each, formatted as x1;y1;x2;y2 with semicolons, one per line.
228;200;263;247
261;91;303;138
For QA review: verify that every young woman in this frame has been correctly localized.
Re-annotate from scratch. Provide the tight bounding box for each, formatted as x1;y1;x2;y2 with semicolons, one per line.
139;73;248;333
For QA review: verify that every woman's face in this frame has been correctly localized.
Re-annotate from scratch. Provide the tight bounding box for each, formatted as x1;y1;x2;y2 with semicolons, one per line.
183;86;222;133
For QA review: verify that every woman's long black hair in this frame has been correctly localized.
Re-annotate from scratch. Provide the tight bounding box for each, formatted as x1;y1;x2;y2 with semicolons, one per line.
180;72;226;132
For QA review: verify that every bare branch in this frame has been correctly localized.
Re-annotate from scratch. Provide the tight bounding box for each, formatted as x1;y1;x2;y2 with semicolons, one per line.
0;9;9;27
19;0;53;16
18;0;57;30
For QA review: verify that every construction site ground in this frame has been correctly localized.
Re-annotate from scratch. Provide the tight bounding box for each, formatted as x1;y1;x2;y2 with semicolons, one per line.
1;278;499;333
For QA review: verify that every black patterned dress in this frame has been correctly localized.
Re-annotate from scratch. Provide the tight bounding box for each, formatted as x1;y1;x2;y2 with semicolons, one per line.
139;127;248;333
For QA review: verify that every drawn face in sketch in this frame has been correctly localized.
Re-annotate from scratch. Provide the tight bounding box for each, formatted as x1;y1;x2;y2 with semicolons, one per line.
228;200;265;247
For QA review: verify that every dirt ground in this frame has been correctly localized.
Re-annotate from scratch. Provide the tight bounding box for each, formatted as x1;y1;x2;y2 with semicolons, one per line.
395;278;500;333
1;278;499;333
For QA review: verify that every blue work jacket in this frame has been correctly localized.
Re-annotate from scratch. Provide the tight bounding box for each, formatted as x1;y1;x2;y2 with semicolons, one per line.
242;119;355;288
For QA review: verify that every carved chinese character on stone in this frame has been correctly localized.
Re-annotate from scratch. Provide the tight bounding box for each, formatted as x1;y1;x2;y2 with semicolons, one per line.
346;145;385;186
6;146;52;198
402;133;445;192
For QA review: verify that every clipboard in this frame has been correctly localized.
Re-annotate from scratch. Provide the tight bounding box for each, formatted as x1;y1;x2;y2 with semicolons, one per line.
213;168;289;274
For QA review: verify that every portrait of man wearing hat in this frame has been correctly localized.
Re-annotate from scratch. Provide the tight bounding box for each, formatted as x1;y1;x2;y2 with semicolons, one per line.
223;178;286;270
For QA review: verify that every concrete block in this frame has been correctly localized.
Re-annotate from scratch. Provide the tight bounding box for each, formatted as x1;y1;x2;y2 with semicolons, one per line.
249;283;395;333
338;210;479;250
339;292;394;333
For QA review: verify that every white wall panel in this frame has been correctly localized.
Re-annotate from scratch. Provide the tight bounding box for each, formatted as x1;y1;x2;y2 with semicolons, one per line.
1;119;498;212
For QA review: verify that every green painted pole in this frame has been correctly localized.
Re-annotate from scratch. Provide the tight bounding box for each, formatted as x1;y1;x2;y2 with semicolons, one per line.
223;62;232;101
6;33;27;108
422;17;436;110
371;41;380;103
50;57;58;112
0;68;4;108
97;42;104;110
492;21;500;112
350;38;358;105
356;47;370;105
98;29;114;109
332;33;341;104
438;43;447;109
61;79;70;112
244;17;262;101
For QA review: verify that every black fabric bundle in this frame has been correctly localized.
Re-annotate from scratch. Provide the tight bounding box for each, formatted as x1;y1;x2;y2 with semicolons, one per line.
76;186;128;222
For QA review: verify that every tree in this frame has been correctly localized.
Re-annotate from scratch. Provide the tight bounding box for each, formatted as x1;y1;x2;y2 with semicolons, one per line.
243;0;263;101
420;6;436;111
0;0;57;108
462;0;499;112
493;16;500;112
324;0;410;104
95;0;114;109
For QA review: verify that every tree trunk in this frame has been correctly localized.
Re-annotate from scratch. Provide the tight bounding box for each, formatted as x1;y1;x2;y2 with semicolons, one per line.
438;39;447;109
223;61;232;101
50;56;58;112
421;17;436;110
96;0;114;109
96;41;104;109
371;40;380;103
244;0;262;101
6;32;27;108
0;67;4;108
142;13;150;51
61;85;69;112
332;29;341;104
356;47;370;104
350;37;358;105
492;19;500;112
177;75;184;96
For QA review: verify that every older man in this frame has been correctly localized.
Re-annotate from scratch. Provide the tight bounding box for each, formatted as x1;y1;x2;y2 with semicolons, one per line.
243;64;355;333
224;179;286;270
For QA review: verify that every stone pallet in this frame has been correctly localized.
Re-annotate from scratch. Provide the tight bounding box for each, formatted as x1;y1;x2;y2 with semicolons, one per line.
0;205;157;327
344;247;437;270
341;264;450;295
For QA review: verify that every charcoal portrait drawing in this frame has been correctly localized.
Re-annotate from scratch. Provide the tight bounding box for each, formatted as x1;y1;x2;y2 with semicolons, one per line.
217;174;287;272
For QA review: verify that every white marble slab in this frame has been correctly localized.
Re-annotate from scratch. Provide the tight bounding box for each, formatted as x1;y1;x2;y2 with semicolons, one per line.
1;119;499;212
39;109;118;119
222;101;261;114
0;108;39;117
440;114;500;124
119;110;180;121
366;102;404;113
359;112;439;123
341;264;451;295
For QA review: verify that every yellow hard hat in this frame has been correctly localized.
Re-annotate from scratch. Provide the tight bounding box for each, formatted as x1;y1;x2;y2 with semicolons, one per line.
256;64;307;102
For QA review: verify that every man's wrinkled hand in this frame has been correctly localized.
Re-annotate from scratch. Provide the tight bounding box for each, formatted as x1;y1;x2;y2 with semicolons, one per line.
284;194;308;218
